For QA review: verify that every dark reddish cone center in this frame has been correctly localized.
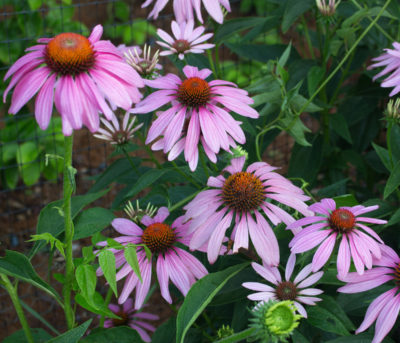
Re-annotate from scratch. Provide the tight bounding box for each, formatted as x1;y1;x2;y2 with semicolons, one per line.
112;130;129;145
222;171;266;212
177;77;210;108
173;39;191;53
141;222;176;253
45;32;95;75
395;263;400;286
329;209;355;233
275;281;297;301
112;310;129;326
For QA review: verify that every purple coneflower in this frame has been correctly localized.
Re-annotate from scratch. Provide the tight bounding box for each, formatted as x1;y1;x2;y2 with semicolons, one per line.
131;65;258;171
288;198;387;277
97;207;208;308
142;0;231;24
3;25;144;135
104;299;158;342
369;42;400;96
93;112;143;145
184;156;311;265
243;254;324;318
338;245;400;343
157;20;214;60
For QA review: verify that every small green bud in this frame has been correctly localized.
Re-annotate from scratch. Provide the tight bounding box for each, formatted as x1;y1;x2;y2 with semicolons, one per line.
385;98;400;124
217;324;235;339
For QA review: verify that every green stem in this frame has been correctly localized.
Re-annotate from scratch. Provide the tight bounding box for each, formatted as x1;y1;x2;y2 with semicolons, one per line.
122;147;139;173
137;132;162;169
255;125;280;161
63;135;75;330
387;121;394;169
1;274;34;343
296;0;392;117
170;160;202;189
169;189;204;212
199;150;210;179
350;0;396;41
301;15;315;59
99;287;114;328
214;328;257;343
207;49;218;78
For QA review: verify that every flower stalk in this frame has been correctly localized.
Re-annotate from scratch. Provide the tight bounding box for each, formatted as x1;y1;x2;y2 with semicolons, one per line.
62;134;76;329
0;274;34;343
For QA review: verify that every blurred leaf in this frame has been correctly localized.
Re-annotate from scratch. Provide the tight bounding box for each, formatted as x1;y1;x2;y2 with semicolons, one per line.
46;320;91;343
282;0;314;32
307;66;324;97
307;305;350;336
81;327;145;343
28;0;42;10
318;295;355;331
176;263;249;343
73;207;115;240
333;194;358;207
0;250;61;302
2;328;52;343
384;160;400;199
372;143;391;172
152;317;176;343
331;113;352;143
215;17;267;42
225;43;287;63
389;124;400;163
317;178;349;198
98;250;117;297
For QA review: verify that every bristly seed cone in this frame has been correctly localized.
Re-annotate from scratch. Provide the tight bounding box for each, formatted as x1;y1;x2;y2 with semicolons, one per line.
329;209;355;233
177;77;210;107
45;32;95;75
173;39;191;53
112;310;129;326
141;222;176;253
222;171;265;212
275;281;297;301
395;263;400;286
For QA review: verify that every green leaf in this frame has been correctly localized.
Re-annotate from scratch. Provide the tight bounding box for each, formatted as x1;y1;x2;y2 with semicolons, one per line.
330;113;352;143
20;299;60;335
176;263;249;343
324;332;396;343
282;0;314;33
16;142;39;165
75;264;97;305
2;328;52;343
280;115;311;146
27;0;42;10
214;328;256;343
307;66;324;97
384;160;400;199
112;169;169;208
89;158;140;193
75;292;120;319
389;124;400;163
98;250;117;297
214;17;267;42
81;327;145;343
4;166;19;189
152;317;176;343
318;295;355;331
124;245;142;282
386;207;400;227
372;143;391;172
307;305;350;336
46;319;91;343
29;189;109;257
225;43;287;63
291;330;311;343
0;250;61;303
333;194;358;207
290;94;322;113
21;161;41;186
28;233;65;258
73;207;115;240
278;43;292;68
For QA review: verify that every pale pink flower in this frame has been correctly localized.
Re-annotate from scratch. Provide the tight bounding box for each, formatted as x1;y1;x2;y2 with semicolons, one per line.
288;198;387;277
243;254;323;318
104;299;158;342
142;0;231;24
338;245;400;343
96;207;208;308
184;156;312;265
157;20;214;60
131;65;258;171
3;25;144;136
369;42;400;96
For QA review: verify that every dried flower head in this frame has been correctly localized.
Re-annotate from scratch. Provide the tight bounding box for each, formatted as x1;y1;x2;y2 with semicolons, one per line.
124;200;158;223
316;0;340;16
93;112;143;146
124;44;161;79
